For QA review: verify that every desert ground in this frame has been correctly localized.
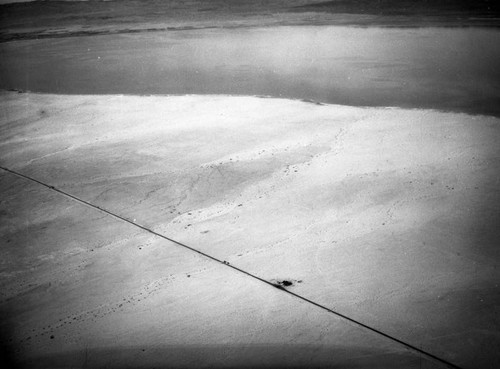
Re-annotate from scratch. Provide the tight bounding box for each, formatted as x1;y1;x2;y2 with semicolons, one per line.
1;92;499;368
1;1;500;369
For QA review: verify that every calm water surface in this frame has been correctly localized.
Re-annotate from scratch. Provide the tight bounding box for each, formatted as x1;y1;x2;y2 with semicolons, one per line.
1;26;499;116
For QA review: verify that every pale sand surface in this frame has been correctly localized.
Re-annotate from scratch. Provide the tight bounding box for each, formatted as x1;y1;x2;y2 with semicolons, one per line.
1;92;499;368
0;173;443;369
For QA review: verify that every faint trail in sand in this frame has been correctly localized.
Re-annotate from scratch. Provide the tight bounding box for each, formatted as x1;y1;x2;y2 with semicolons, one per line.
0;165;463;369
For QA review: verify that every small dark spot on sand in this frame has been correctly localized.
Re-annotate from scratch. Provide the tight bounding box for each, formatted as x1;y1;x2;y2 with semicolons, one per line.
273;279;294;289
50;335;54;340
201;230;209;234
238;204;243;207
187;275;190;278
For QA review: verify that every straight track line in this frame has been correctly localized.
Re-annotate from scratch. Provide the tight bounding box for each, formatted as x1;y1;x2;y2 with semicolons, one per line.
0;165;463;369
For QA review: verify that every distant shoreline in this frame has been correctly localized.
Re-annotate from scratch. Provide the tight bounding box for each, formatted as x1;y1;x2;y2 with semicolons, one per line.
0;89;491;120
2;21;500;44
1;0;500;43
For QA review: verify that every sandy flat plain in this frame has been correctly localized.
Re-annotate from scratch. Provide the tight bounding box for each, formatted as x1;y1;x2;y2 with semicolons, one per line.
1;92;499;368
1;2;500;369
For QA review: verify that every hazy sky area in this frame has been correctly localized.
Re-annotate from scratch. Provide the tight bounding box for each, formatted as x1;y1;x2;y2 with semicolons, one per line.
2;26;499;116
1;1;499;115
